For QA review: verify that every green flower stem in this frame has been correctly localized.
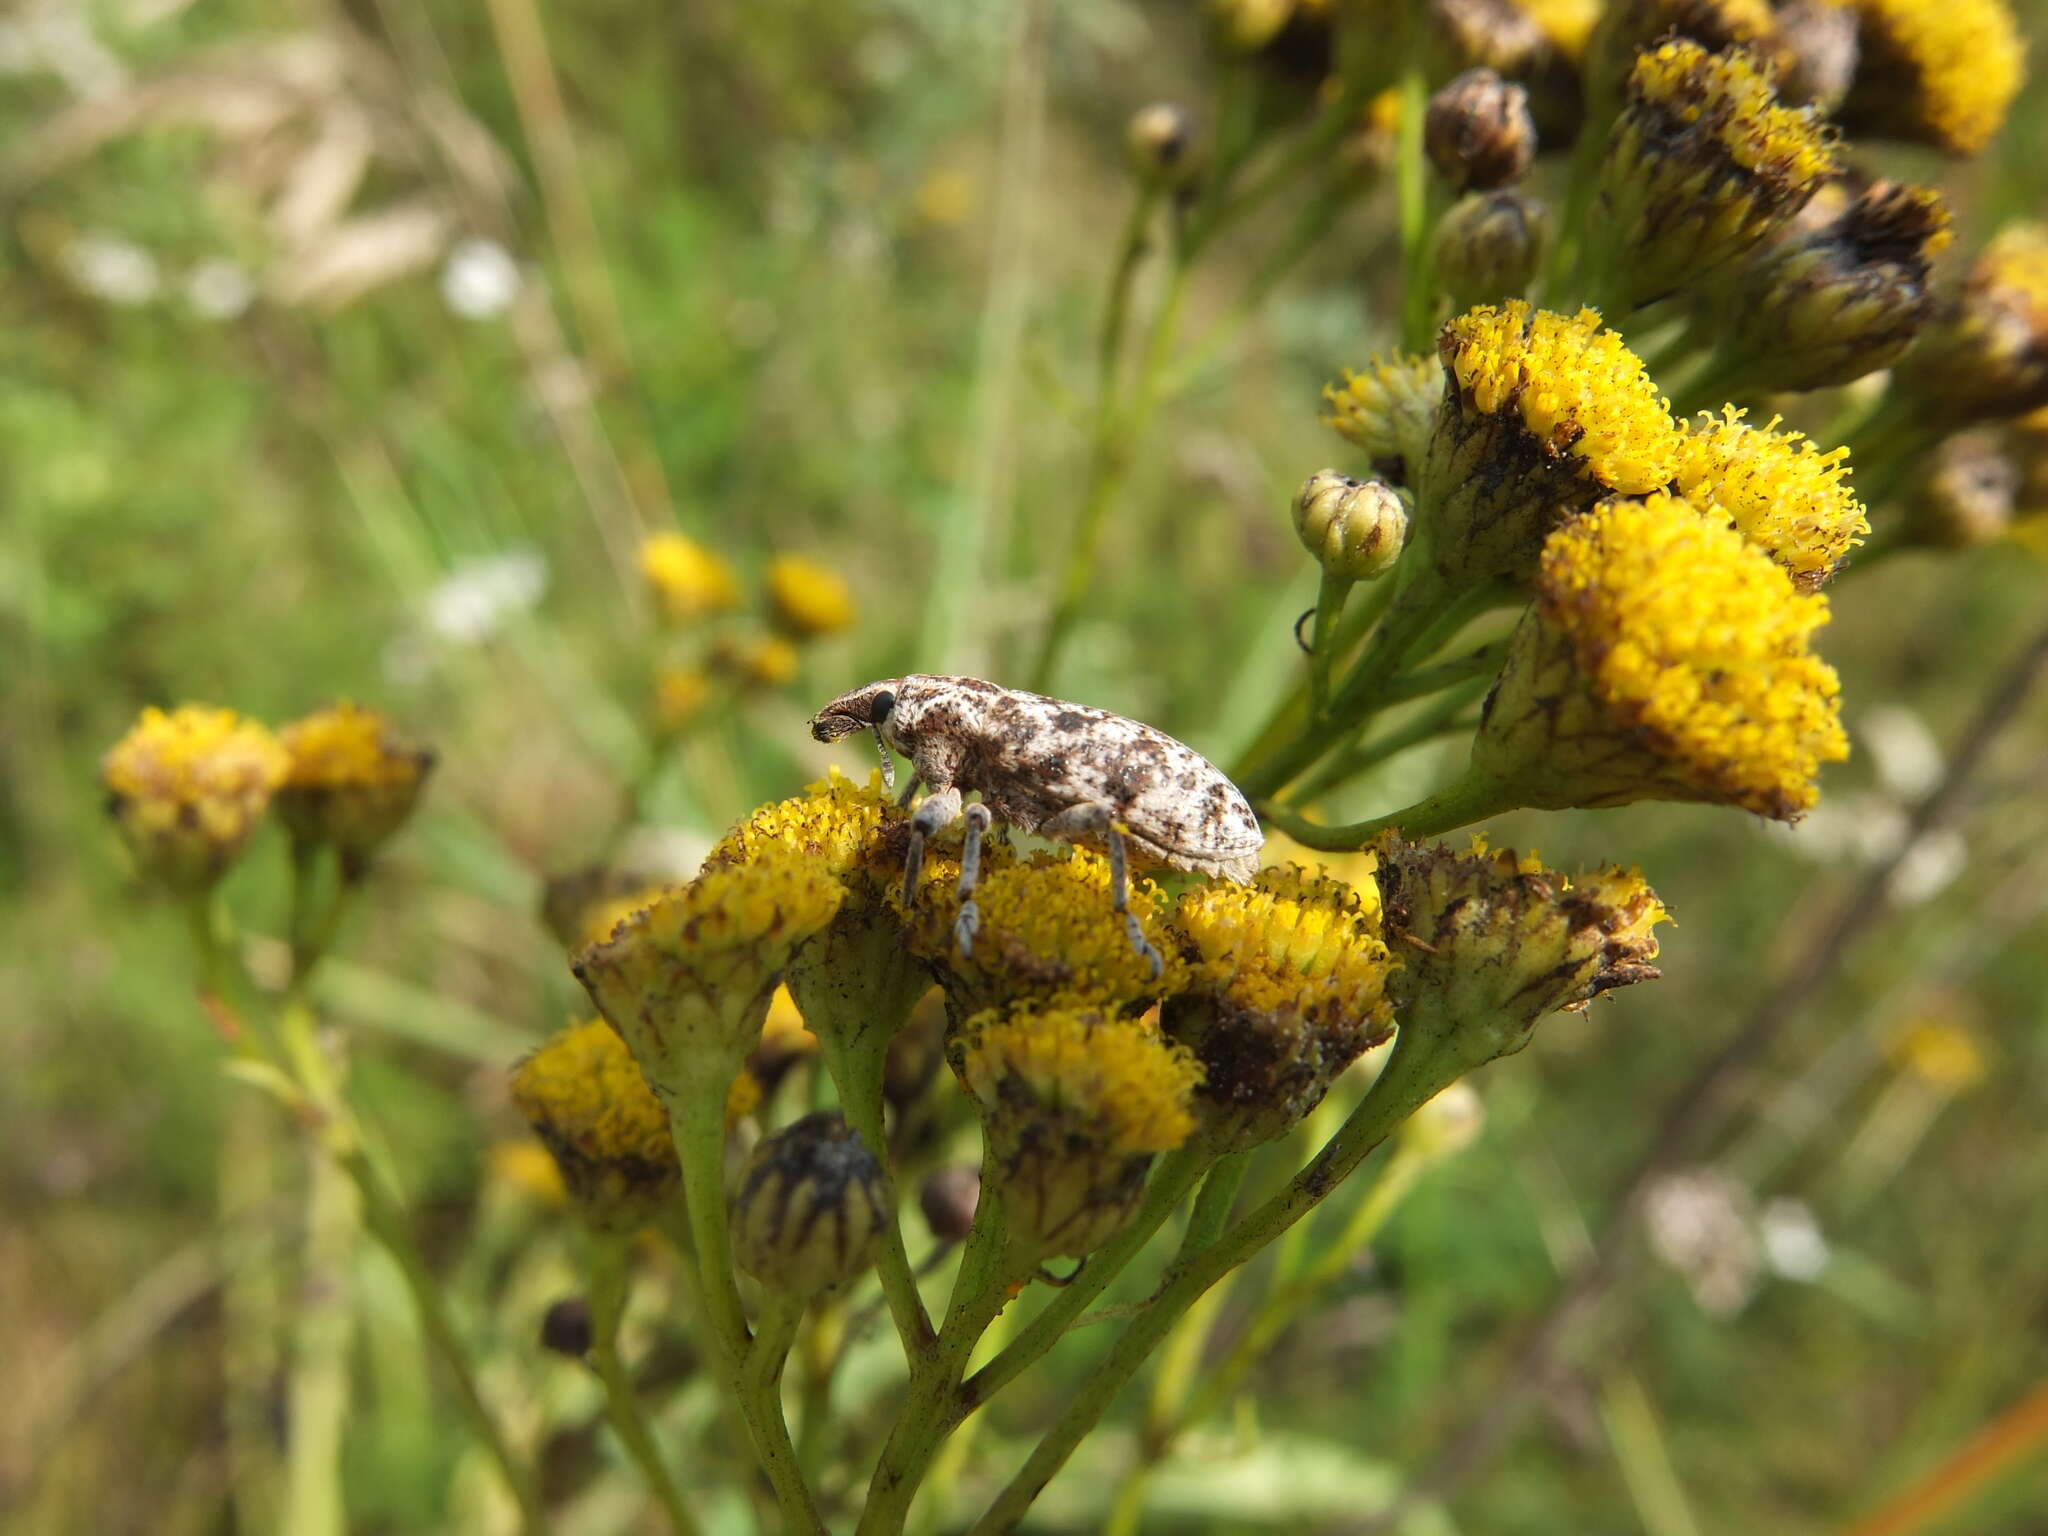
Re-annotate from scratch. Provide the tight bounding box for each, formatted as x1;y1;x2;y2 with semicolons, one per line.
284;1130;355;1536
964;1142;1215;1408
1233;573;1404;784
586;1234;703;1536
1396;36;1440;354
858;1169;1028;1536
1259;765;1524;851
665;1088;826;1534
1377;641;1507;706
793;1301;847;1478
1178;1135;1435;1434
963;1031;1468;1535
815;1030;936;1358
1308;570;1355;716
1290;677;1490;806
343;1146;550;1534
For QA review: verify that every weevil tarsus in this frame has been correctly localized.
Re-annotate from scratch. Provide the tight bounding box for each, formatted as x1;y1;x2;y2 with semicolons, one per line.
1038;801;1164;980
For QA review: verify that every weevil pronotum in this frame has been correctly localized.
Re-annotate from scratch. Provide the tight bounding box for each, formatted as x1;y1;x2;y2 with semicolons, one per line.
810;676;1263;975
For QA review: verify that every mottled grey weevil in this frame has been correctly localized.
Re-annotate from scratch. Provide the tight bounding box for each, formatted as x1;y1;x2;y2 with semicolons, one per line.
810;675;1263;974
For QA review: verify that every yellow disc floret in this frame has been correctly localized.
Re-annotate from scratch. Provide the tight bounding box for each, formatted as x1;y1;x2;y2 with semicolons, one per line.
1477;492;1847;819
1842;0;2024;155
276;702;434;869
640;531;740;624
710;769;903;888
764;555;857;639
102;705;290;890
510;1019;679;1229
959;1006;1201;1157
1674;408;1867;587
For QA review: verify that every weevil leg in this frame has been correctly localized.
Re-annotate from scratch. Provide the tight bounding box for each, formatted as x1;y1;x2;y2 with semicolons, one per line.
896;772;923;809
954;802;993;957
1038;801;1164;980
903;785;963;908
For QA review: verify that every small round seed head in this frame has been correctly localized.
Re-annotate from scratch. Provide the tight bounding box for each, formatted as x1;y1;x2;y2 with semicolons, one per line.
1421;302;1679;590
1904;430;2019;548
1704;180;1951;393
1322;353;1442;484
1425;69;1537;192
1293;471;1409;584
1473;491;1847;820
1164;866;1398;1151
956;1004;1201;1260
1673;407;1868;588
1127;103;1198;184
1891;223;2048;429
1838;0;2024;156
640;532;740;624
1373;834;1667;1067
918;1165;983;1244
765;555;856;640
730;1112;887;1297
510;1020;680;1232
1431;190;1547;311
102;705;290;892
540;1296;593;1358
274;702;434;877
1589;40;1839;313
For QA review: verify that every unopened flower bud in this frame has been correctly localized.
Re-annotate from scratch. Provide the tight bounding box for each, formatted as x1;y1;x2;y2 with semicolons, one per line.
540;1296;593;1357
1294;472;1409;583
1426;69;1537;192
276;703;435;879
729;1112;887;1297
1773;0;1860;110
918;1165;982;1244
1891;223;2048;429
1905;430;2017;547
1428;0;1544;75
1128;103;1197;185
1432;190;1547;311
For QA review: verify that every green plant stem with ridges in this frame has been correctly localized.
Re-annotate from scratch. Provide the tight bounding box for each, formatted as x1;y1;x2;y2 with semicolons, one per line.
586;1234;702;1536
1260;765;1524;851
964;1031;1469;1534
1233;573;1403;784
1291;677;1490;806
665;1087;825;1534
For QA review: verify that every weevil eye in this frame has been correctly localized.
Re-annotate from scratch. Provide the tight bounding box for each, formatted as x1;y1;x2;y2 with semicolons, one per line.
870;690;896;725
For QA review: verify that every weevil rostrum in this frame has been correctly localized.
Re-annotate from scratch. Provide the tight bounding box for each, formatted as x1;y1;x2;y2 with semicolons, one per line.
810;676;1263;975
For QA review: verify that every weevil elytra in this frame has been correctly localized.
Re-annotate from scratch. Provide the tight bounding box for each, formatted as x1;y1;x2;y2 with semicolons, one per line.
810;675;1263;974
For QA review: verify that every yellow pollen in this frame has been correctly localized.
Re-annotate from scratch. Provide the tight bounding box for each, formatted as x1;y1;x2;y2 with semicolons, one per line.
959;1006;1200;1155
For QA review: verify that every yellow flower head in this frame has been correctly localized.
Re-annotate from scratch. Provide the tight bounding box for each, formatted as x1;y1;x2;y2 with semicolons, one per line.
572;846;844;1100
1584;0;1782;109
1840;0;2024;155
1886;1008;1987;1092
1373;834;1668;1065
765;555;856;639
102;705;290;891
1519;0;1601;61
1893;224;2048;428
640;532;740;624
902;848;1181;1018
540;866;670;951
654;666;715;733
1700;180;1952;394
488;1139;569;1208
957;1003;1201;1258
1164;866;1398;1150
1424;302;1678;589
510;1020;679;1231
712;771;935;1050
1474;492;1848;820
712;633;802;689
1589;41;1838;313
275;703;434;873
730;1111;886;1295
1323;352;1442;483
1674;408;1867;587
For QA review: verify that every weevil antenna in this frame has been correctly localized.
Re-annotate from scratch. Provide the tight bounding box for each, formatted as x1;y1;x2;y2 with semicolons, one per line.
872;725;895;791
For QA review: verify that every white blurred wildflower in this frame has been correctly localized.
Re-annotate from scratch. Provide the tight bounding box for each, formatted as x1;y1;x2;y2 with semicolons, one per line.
440;237;520;320
63;232;160;305
184;259;256;320
0;9;127;99
424;548;548;642
1860;705;1944;799
1644;1168;1759;1317
1758;1197;1830;1282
